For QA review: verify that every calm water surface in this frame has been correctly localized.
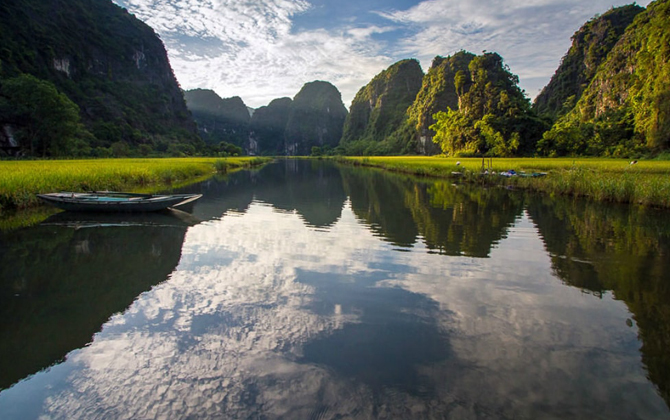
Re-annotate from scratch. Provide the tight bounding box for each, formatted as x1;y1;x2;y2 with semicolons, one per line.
1;160;669;419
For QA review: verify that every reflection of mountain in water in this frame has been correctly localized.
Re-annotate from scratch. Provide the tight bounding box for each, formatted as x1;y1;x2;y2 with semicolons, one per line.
175;172;257;220
527;195;670;406
342;167;419;247
183;160;524;257
177;160;348;228
0;213;189;390
341;166;524;256
254;160;348;229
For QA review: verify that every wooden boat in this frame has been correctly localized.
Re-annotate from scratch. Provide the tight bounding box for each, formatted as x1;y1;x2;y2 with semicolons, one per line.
37;191;202;212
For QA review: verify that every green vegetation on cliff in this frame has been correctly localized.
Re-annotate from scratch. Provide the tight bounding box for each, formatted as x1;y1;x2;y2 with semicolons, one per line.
539;0;670;157
533;4;644;120
405;51;476;154
0;0;198;157
341;59;423;155
430;53;547;156
0;74;86;156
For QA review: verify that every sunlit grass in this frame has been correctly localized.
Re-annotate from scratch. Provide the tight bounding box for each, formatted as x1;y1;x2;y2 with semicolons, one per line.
0;157;270;214
338;156;670;208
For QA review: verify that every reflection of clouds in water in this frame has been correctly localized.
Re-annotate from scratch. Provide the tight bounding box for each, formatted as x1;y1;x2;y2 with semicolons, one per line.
4;205;667;419
38;202;376;419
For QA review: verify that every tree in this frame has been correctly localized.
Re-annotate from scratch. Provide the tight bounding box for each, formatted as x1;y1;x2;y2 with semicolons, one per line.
0;74;85;156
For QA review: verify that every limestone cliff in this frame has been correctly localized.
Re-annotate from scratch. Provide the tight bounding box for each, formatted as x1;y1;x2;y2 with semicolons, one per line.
249;97;293;155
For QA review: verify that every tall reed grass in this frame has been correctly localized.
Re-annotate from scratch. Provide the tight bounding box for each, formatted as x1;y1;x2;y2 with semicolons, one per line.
0;157;269;213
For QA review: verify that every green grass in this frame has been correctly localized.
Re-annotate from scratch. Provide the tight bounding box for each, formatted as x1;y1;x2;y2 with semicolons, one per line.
0;157;270;214
337;156;670;208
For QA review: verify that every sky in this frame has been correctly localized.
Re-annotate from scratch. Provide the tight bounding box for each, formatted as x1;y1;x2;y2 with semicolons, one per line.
112;0;652;109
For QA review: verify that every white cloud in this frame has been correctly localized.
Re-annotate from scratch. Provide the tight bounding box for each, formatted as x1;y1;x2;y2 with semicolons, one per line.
118;0;394;108
114;0;654;108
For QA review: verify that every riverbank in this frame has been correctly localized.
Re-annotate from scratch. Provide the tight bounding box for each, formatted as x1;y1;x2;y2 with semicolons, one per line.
0;157;270;214
337;156;670;208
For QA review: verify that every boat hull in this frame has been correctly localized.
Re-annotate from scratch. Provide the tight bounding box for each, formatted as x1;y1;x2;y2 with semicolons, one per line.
37;192;202;212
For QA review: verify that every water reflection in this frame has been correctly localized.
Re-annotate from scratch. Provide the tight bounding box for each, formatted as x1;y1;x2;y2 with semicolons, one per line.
178;160;347;228
298;270;452;396
341;166;524;256
527;195;670;406
0;211;190;390
0;160;669;419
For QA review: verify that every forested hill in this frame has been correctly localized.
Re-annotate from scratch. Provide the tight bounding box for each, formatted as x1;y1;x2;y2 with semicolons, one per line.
539;0;670;156
428;52;548;157
338;51;546;157
533;4;644;120
0;0;199;157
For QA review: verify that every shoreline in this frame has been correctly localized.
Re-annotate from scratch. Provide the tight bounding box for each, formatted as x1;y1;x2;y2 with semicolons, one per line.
334;156;670;209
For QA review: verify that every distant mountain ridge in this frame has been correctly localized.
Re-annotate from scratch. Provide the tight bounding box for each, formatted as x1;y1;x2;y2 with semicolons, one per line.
188;82;347;156
284;81;348;155
249;97;293;155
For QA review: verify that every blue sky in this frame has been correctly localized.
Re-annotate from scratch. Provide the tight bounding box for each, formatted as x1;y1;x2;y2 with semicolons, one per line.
113;0;652;109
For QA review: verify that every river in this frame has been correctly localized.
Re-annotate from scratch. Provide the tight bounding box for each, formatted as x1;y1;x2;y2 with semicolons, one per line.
0;160;668;419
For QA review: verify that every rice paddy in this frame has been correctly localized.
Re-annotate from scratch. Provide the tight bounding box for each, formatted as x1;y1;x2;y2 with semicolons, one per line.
0;157;269;214
339;156;670;208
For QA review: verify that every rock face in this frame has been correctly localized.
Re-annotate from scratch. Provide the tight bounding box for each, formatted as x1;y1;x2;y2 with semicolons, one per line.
341;59;423;147
533;4;644;120
249;97;293;155
184;89;251;150
539;0;670;155
0;0;198;154
285;81;348;155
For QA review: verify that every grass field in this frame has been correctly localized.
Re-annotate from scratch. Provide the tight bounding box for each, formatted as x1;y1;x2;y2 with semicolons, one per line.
339;156;670;208
0;157;270;214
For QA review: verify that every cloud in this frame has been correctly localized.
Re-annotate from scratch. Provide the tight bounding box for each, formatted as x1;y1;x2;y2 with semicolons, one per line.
115;0;654;108
118;0;394;108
